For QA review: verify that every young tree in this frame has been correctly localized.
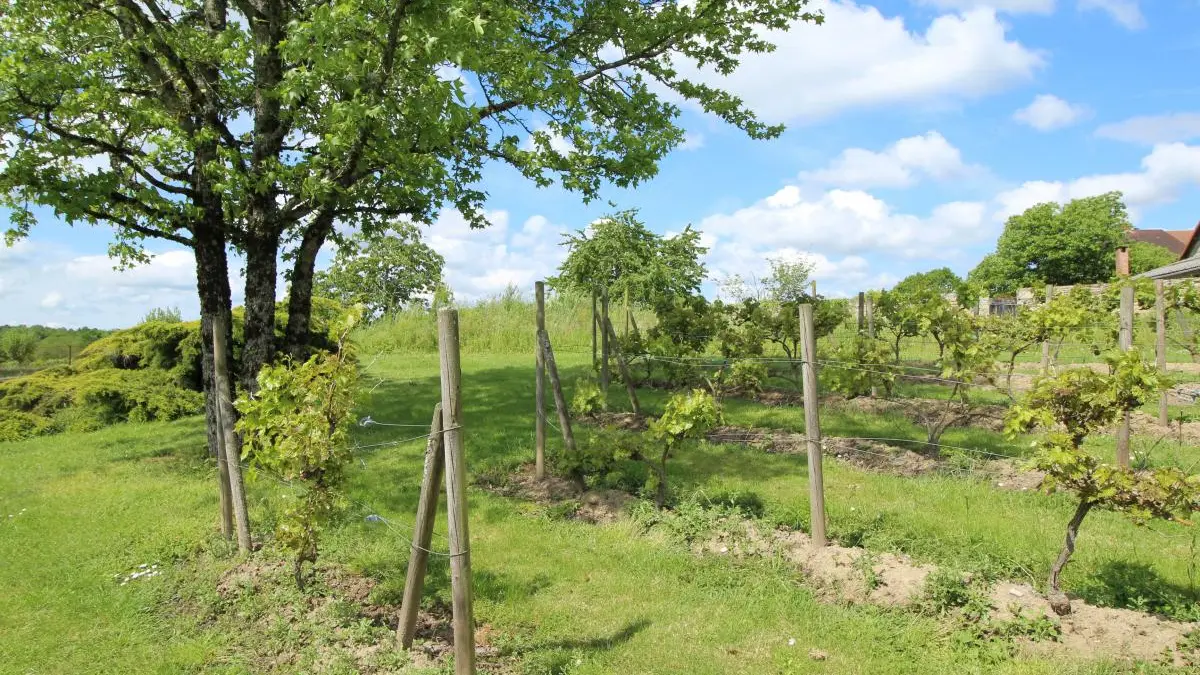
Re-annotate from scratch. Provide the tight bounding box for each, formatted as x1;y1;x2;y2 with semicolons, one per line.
314;225;444;320
551;209;707;303
1;1;823;463
969;192;1132;294
642;388;721;508
0;329;37;365
1006;353;1192;615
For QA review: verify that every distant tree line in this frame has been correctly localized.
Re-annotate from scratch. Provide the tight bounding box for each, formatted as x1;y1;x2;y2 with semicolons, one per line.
0;325;108;366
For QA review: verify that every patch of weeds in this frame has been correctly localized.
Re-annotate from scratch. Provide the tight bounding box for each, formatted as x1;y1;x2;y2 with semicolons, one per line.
696;488;766;519
854;551;881;592
473;457;520;490
540;500;583;522
919;569;990;620
521;647;583;675
989;608;1061;643
1169;629;1200;668
628;493;743;546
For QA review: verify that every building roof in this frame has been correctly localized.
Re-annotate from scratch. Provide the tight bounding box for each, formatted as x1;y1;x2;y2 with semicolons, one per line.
1136;255;1200;280
1129;228;1193;257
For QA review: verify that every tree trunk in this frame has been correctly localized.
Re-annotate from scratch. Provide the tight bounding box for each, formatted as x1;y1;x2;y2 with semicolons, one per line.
1048;499;1093;616
241;231;281;391
283;211;336;360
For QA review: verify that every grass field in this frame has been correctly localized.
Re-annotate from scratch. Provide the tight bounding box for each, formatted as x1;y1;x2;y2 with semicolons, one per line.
5;342;1200;673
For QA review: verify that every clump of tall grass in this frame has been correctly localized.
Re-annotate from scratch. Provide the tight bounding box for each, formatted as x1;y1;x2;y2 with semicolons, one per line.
354;287;654;355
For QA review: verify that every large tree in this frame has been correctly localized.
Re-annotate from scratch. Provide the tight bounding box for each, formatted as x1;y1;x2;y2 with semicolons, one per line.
314;225;444;320
968;192;1132;294
551;209;707;302
0;0;823;450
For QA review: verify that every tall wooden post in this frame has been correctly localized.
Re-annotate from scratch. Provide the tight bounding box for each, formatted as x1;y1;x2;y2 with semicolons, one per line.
214;401;233;540
866;294;878;399
798;304;827;547
624;286;631;339
212;312;251;553
591;290;598;370
1117;285;1134;468
538;330;577;454
534;282;547;480
1157;280;1169;426
810;280;817;298
437;309;476;675
857;292;865;333
600;287;611;396
604;316;641;415
397;405;445;648
1041;285;1054;374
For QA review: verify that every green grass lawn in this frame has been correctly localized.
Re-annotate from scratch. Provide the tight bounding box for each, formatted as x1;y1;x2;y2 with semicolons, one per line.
2;351;1197;673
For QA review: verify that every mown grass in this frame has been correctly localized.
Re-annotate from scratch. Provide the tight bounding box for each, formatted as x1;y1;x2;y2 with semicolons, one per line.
2;350;1198;673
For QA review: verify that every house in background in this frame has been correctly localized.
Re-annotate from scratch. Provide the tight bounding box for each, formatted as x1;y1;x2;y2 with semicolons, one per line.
1129;228;1193;257
1138;221;1200;280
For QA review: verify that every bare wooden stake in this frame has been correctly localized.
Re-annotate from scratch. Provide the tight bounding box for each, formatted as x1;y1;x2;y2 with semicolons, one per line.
866;293;878;399
591;290;598;371
600;287;611;396
604;315;641;415
214;398;233;540
1157;279;1169;427
857;292;865;333
539;330;578;454
535;282;547;480
798;304;827;547
437;309;476;675
1041;285;1055;374
212;311;252;553
1117;284;1134;468
397;404;445;648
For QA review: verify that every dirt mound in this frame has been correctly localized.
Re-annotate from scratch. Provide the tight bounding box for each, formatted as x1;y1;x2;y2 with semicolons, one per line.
835;395;1008;433
212;560;514;673
991;582;1199;666
826;437;939;477
484;464;632;524
586;411;648;431
1128;411;1200;445
707;425;805;453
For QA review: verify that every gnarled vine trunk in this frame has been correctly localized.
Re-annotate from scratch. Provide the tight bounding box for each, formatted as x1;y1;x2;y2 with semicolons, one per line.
1047;499;1093;616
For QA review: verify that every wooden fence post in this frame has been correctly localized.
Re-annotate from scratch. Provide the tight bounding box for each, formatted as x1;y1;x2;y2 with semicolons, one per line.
397;404;445;648
857;292;865;333
1041;285;1054;374
604;315;641;415
798;304;827;547
1117;285;1134;468
865;293;878;399
538;330;578;455
600;287;611;396
437;309;476;675
535;282;547;480
591;290;598;371
212;311;252;553
1157;280;1169;427
214;400;233;540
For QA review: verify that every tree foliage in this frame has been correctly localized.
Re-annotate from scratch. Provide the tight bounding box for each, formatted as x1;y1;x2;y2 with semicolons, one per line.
551;210;707;303
1128;241;1178;276
968;192;1132;294
314;224;444;320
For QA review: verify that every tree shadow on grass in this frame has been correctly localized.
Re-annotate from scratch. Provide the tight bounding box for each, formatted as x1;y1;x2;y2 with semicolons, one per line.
1072;559;1200;618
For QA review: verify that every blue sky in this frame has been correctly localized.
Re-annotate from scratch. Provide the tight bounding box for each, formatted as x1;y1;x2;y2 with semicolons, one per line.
4;0;1200;328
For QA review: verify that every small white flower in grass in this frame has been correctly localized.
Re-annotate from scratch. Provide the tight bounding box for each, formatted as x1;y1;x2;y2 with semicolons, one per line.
788;638;796;646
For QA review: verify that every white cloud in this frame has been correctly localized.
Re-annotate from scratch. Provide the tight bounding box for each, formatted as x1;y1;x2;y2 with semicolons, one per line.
993;143;1200;220
1078;0;1145;30
522;125;574;155
681;132;705;151
1013;94;1088;131
676;4;1043;124
916;0;1055;13
799;131;971;188
1095;113;1200;145
40;292;63;309
425;210;568;301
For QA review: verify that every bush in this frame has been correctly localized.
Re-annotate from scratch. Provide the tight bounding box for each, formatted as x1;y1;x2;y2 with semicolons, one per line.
0;410;52;442
570;378;606;416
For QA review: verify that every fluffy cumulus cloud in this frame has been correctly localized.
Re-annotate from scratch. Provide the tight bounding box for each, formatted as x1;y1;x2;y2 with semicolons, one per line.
799;131;973;188
675;3;1043;124
425;210;569;301
1078;0;1145;30
1013;94;1089;131
993;142;1200;220
1095;113;1200;145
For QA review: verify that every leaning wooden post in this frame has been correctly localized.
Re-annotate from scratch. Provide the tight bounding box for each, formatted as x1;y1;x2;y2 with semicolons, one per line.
1157;280;1169;426
798;304;827;547
600;287;611;396
437;309;476;675
604;315;641;415
1117;283;1134;469
1041;285;1055;374
534;282;547;480
397;404;445;648
591;290;598;371
214;400;234;541
538;330;578;454
857;292;865;333
866;293;878;399
212;312;252;553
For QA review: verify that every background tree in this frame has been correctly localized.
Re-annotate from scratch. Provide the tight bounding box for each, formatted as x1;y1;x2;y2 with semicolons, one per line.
1;0;822;466
0;329;37;365
1128;240;1178;276
314;225;444;320
968;192;1132;294
551;209;707;303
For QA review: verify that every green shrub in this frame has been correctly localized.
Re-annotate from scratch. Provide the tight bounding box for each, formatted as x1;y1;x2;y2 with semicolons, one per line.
0;410;52;442
570;378;606;415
